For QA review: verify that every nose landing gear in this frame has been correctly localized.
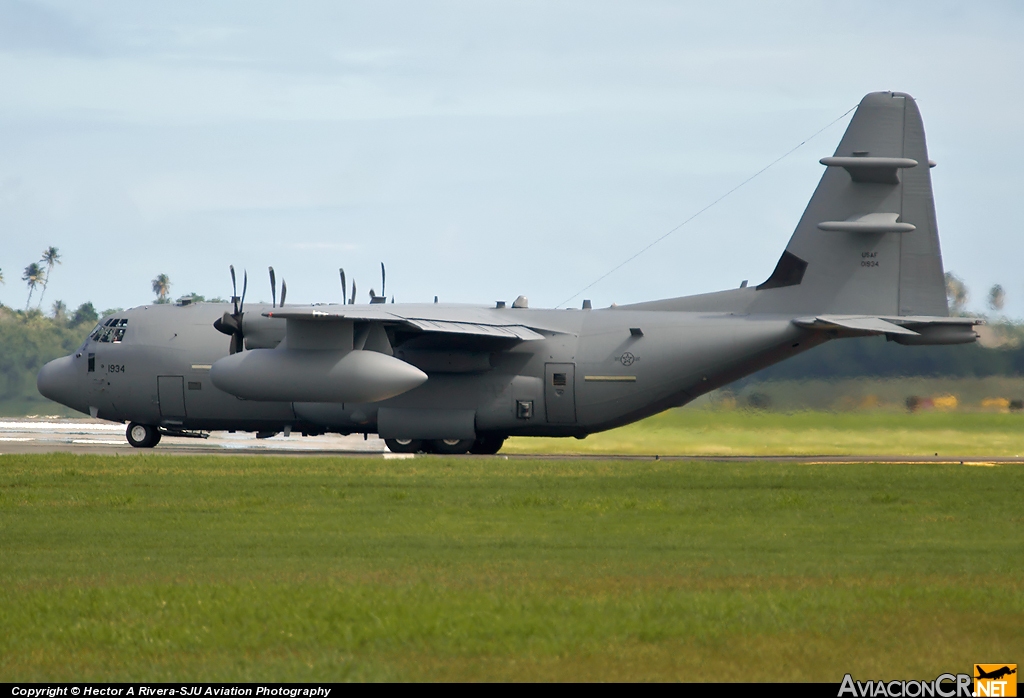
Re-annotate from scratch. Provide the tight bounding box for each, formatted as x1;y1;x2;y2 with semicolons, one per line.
126;422;162;448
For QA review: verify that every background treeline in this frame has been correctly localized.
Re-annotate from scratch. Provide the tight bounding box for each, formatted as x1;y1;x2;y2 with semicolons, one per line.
0;304;99;415
740;333;1024;384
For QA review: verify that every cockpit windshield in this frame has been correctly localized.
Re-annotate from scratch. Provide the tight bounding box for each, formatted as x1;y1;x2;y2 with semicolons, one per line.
90;317;129;343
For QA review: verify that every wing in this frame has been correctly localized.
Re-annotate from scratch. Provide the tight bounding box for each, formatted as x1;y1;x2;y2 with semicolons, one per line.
262;304;549;353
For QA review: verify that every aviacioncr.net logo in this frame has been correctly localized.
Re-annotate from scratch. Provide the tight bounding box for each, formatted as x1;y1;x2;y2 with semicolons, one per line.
839;674;973;697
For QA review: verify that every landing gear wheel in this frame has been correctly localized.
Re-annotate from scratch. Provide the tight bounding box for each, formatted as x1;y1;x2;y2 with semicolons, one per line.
429;438;475;455
126;422;161;448
469;435;506;455
385;438;424;454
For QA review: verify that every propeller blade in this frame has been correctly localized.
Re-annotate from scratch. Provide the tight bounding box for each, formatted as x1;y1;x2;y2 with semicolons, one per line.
350;280;356;306
280;280;287;307
269;267;277;308
381;262;386;297
230;265;238;314
339;268;346;305
240;270;248;313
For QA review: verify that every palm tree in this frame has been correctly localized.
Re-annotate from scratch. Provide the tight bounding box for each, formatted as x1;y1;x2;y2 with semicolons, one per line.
51;300;67;321
988;284;1005;313
152;273;171;303
23;263;45;310
37;246;61;308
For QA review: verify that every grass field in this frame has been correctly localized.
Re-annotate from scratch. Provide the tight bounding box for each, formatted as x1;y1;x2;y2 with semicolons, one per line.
1;452;1021;682
505;409;1024;457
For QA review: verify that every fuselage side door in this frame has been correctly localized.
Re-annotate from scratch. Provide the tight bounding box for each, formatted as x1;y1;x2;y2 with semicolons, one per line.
157;375;187;418
544;362;576;424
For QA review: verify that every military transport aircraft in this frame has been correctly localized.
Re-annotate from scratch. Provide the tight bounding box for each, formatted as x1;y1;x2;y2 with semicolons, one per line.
37;92;979;454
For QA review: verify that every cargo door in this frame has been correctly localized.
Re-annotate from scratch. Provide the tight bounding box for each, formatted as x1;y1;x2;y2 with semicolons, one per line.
157;375;187;418
544;362;576;423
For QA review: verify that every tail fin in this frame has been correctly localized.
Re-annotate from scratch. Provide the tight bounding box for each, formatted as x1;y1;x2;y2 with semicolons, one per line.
751;91;947;317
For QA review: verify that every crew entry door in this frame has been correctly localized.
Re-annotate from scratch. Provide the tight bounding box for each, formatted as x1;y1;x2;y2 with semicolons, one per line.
544;363;576;423
158;375;187;418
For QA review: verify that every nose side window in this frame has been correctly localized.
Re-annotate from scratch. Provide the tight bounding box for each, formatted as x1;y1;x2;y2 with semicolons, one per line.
87;353;95;373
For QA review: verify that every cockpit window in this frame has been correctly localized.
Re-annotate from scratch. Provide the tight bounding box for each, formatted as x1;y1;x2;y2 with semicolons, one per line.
90;318;129;343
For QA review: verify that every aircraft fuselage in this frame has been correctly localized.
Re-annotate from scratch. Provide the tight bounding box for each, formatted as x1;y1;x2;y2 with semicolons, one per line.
38;300;817;440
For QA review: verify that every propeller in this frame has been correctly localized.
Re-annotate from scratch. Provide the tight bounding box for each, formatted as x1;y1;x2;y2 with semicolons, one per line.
269;266;277;308
350;279;357;306
213;265;247;354
339;268;347;305
368;263;387;303
280;279;287;306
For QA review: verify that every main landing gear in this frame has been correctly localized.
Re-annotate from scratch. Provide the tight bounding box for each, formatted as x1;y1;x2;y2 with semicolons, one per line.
126;422;162;448
384;435;506;455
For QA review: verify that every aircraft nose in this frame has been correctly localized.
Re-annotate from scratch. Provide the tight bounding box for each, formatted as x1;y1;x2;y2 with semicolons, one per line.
37;355;78;407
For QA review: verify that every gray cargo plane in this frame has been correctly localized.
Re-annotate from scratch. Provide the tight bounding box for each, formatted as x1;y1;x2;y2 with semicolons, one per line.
37;92;979;454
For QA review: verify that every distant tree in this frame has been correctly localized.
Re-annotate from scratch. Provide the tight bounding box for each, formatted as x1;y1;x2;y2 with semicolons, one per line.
987;284;1005;312
0;268;5;284
152;273;171;304
22;263;45;310
51;300;67;322
944;272;969;315
71;302;98;327
37;246;61;308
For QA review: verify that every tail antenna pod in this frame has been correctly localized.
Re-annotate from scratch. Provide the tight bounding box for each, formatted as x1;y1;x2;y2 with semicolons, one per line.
339;268;347;305
269;266;277;308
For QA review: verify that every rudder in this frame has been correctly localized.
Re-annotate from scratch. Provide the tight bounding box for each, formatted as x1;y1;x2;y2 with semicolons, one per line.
751;92;948;317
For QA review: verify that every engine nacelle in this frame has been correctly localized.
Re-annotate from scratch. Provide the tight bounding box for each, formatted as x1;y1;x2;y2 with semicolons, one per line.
210;348;427;403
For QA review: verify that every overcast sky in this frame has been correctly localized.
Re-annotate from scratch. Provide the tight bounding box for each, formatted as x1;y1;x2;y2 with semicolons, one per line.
1;0;1022;316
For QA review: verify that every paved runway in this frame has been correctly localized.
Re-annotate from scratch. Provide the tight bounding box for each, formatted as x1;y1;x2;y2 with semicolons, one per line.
0;418;405;457
1;418;1021;464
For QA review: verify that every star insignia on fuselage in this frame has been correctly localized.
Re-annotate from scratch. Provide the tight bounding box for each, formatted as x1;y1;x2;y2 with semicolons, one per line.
619;352;636;366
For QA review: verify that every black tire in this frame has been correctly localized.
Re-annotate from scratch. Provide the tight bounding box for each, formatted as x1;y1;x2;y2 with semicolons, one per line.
126;422;161;448
385;438;424;454
428;438;475;455
469;435;506;455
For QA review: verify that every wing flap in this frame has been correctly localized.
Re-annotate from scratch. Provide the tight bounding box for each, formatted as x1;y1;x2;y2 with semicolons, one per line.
265;306;545;341
403;319;543;341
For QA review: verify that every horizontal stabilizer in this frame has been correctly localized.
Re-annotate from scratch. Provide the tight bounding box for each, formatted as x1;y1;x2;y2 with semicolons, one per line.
794;314;981;345
794;315;919;335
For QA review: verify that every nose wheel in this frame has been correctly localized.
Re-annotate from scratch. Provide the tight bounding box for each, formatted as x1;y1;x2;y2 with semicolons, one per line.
126;422;162;448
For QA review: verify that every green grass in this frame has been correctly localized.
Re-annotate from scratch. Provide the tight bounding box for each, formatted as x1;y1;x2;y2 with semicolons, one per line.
1;453;1022;681
506;408;1024;456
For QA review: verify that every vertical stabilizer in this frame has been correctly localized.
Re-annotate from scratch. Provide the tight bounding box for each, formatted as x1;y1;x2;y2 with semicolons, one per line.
750;92;947;317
